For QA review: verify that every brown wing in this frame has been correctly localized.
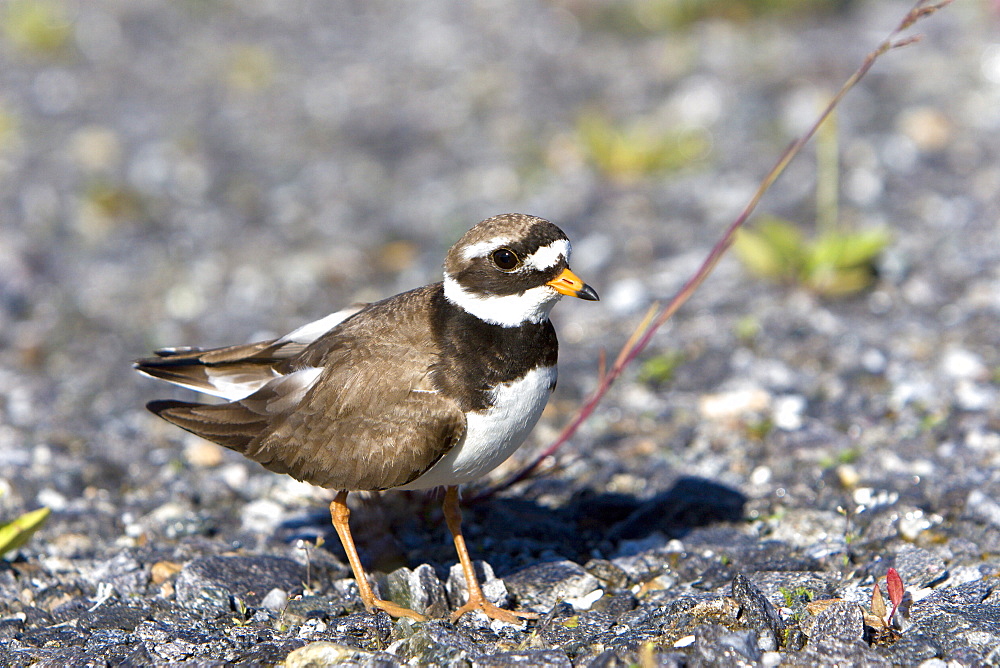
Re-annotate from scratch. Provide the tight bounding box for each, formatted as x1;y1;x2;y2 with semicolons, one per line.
136;340;290;399
147;286;466;491
134;305;365;399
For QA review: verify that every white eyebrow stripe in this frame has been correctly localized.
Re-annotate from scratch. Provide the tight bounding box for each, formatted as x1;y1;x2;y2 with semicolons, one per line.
462;237;514;261
525;239;570;271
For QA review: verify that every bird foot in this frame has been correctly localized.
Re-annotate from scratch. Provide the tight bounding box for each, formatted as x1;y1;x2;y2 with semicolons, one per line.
367;597;427;622
450;594;538;624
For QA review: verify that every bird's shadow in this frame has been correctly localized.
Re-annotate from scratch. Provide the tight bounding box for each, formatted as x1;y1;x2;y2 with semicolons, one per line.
276;475;747;579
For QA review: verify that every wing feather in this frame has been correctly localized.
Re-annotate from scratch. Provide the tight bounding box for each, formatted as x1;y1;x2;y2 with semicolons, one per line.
142;287;465;491
133;306;363;400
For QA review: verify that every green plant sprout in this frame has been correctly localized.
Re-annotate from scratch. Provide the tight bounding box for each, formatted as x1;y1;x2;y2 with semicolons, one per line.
0;507;51;559
3;1;73;56
637;350;686;386
576;111;709;181
574;0;853;35
733;110;890;297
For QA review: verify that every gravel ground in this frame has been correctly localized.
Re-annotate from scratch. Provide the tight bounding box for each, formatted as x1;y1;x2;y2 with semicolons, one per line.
2;1;1000;665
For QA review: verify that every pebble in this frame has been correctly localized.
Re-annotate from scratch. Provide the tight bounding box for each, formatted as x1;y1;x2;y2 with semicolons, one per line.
699;387;771;421
446;561;509;612
260;588;289;612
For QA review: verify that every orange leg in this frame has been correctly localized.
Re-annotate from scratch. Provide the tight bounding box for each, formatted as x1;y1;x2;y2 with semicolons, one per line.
330;491;426;621
443;485;538;623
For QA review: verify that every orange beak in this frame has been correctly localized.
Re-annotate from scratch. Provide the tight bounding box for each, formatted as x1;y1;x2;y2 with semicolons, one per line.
546;267;599;301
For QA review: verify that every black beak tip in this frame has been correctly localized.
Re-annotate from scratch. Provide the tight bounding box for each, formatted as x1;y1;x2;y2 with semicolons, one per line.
579;284;600;301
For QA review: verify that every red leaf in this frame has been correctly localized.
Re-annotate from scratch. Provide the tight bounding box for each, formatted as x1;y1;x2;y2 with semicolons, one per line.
886;567;904;620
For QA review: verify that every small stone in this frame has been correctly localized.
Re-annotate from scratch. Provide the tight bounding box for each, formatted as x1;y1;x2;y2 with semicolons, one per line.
397;620;479;664
183;440;223;468
564;587;604;611
699;388;771;421
692;623;762;666
899;107;952;152
860;348;887;374
503;560;600;612
297;618;328;638
150;561;182;586
836;464;861;489
283;595;349;623
893;545;948;589
730;573;785;651
749;466;772;486
177;583;232;618
446;561;509;611
954;380;993;412
472;649;572;667
940;348;986;380
174;555;305;614
240;498;285;534
284;641;395;668
260;588;288;612
965;490;1000;529
583;559;629;589
70;126;122;172
85;551;146;598
380;563;449;619
807;600;864;644
604;277;649;315
772;394;806;431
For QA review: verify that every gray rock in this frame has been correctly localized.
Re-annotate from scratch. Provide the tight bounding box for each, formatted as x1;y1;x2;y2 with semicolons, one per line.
175;582;231;618
260;587;289;612
473;649;572;667
133;619;222;664
889;595;1000;664
396;621;483;666
740;571;839;610
533;604;616;654
327;611;394;652
446;561;509;612
609;549;676;586
691;623;762;667
82;628;136;664
379;563;449;619
284;594;350;623
583;558;630;589
790;600;886;667
913;580;989;609
79;603;148;632
504;559;601;611
285;641;402;668
966;489;1000;528
784;641;889;668
730;572;785;651
174;555;306;615
806;600;864;644
83;550;147;598
892;545;948;589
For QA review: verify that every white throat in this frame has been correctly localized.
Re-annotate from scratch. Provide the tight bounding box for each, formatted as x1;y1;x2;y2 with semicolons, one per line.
443;274;561;327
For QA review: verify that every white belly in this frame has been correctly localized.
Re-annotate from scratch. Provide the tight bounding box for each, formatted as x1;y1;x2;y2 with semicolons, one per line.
398;364;556;490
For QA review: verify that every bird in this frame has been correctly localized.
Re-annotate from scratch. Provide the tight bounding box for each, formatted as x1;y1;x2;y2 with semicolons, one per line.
135;213;599;623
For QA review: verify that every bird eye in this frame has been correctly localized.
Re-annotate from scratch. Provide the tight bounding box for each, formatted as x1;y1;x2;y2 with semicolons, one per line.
491;248;520;271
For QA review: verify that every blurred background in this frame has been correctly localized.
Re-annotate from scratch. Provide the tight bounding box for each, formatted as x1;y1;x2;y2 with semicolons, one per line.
0;0;998;568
